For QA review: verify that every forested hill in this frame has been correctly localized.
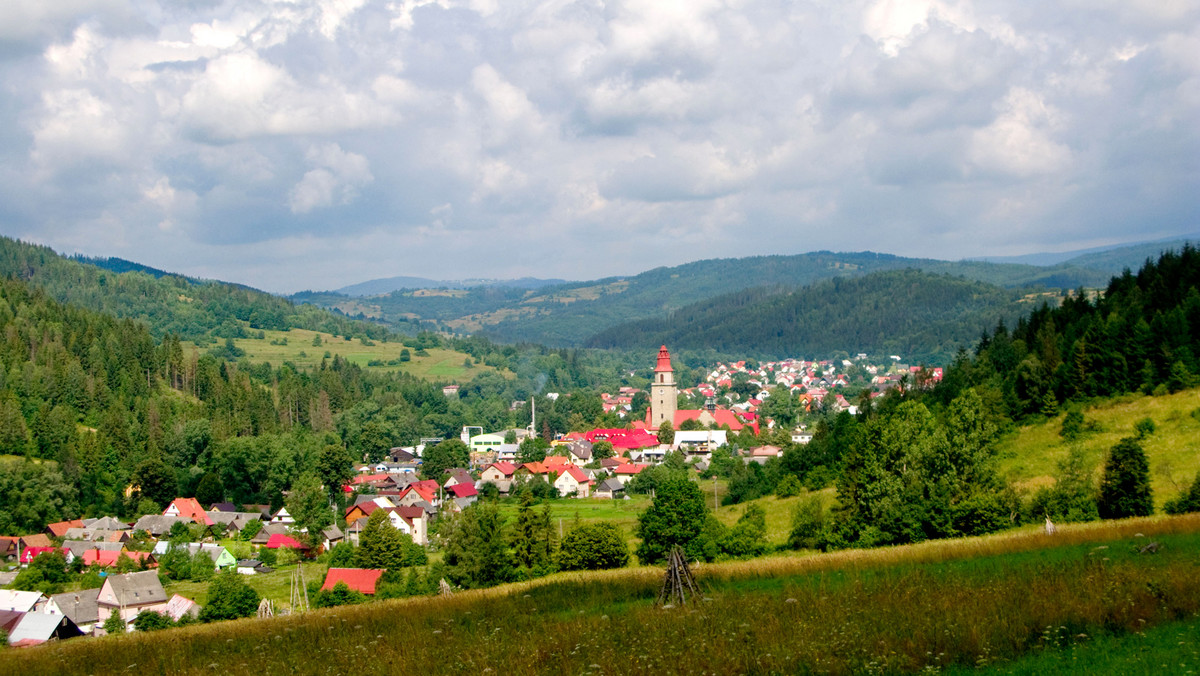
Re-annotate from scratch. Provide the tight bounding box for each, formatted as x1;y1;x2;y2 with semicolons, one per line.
934;245;1200;418
297;250;1114;347
0;237;395;343
584;270;1040;363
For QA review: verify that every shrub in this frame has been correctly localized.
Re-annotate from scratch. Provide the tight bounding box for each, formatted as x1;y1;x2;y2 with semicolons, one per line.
199;571;260;622
720;503;768;558
132;610;174;632
1164;473;1200;515
103;608;126;634
1097;436;1153;519
635;478;709;565
557;522;629;571
788;494;827;550
312;581;367;609
776;474;802;498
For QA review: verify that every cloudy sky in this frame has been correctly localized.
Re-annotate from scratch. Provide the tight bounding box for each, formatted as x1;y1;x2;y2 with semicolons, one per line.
0;0;1196;293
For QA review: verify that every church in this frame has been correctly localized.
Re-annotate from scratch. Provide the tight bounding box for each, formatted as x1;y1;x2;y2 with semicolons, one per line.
636;345;757;433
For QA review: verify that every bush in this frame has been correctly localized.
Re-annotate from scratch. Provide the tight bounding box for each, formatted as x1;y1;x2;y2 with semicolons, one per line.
720;503;768;558
103;608;126;634
312;581;367;608
1097;436;1153;519
788;494;827;550
556;522;629;571
1164;473;1200;515
776;474;802;498
132;610;174;632
199;571;260;622
951;492;1015;536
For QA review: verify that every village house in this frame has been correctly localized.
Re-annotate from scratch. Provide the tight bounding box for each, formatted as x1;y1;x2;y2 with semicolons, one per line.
321;568;384;595
51;588;101;634
5;611;83;646
593;477;626;500
164;498;214;526
553;466;593;498
97;570;168;629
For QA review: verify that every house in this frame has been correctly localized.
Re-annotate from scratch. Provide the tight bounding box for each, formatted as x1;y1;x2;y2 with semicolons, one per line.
18;534;52;550
207;502;240;513
164;498;214;526
6;612;83;646
265;534;307;551
151;543;233;569
594;478;626;500
236;560;274;575
397;480;440;509
270;507;295;525
82;516;129;531
0;536;17;559
163;594;201;622
19;546;71;567
63;540;123;559
747;445;782;465
82;549;155;569
0;590;53;614
478;461;516;493
51;589;101;634
45;519;85;538
563;440;593;466
206;511;263;533
613;463;650;486
322;525;345;550
96;570;168;629
133;514;192;537
321;568;384;595
343;496;398;526
249;523;290;545
446;482;478;504
554;466;593;498
443;468;475;490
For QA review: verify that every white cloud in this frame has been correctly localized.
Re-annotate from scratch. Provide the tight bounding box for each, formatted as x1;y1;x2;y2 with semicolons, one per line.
288;143;374;214
0;0;1193;291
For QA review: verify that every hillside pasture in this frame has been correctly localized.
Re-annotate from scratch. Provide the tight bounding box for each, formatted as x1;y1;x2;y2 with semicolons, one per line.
191;327;509;383
994;388;1200;509
6;514;1200;675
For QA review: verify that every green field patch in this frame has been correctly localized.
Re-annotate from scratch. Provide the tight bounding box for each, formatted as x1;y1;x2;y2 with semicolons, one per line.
190;328;510;384
994;388;1200;509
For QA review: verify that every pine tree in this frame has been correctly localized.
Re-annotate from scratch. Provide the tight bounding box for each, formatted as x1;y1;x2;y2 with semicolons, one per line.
1097;436;1153;519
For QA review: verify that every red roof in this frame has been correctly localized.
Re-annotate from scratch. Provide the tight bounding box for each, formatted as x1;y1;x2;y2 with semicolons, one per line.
519;461;551;474
83;550;156;568
353;473;390;485
614;464;649;475
447;483;478;498
543;455;570;467
584;429;660;449
46;519;84;538
265;534;307;549
558;466;591;484
655;345;673;372
20;546;65;564
165;498;214;526
484;461;516;476
321;568;384;595
401;480;439;503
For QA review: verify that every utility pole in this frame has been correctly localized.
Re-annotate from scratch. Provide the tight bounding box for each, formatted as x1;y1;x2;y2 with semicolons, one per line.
714;475;718;511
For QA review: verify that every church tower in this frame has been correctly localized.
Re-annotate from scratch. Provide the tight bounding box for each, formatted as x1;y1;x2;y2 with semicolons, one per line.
649;345;677;429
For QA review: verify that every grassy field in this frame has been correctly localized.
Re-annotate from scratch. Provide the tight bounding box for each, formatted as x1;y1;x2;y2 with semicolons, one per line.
495;496;652;543
189;327;510;383
164;561;328;612
6;514;1200;675
954;612;1200;675
994;389;1200;508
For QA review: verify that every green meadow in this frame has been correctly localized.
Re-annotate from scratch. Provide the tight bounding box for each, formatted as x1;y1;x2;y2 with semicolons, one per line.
190;327;510;383
6;514;1200;675
994;388;1200;509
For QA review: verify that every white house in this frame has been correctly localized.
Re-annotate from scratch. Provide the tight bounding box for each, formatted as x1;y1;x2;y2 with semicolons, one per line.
553;466;593;498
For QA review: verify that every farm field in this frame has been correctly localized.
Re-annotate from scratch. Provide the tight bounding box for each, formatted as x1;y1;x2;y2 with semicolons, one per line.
7;514;1200;675
993;388;1200;509
189;327;509;383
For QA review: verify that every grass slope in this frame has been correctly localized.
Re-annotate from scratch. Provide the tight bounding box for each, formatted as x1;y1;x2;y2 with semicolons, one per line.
194;328;510;383
994;388;1200;508
6;515;1200;675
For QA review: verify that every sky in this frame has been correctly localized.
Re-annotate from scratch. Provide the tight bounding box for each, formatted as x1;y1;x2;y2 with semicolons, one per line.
0;0;1197;294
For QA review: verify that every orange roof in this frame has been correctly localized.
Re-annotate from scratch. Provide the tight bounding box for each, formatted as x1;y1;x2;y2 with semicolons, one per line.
401;480;439;503
84;550;154;568
614;464;649;475
321;568;384;595
46;519;84;538
543;455;570;467
165;498;213;526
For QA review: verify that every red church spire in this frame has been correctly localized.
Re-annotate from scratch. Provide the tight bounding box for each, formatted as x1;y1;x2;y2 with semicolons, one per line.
654;345;673;372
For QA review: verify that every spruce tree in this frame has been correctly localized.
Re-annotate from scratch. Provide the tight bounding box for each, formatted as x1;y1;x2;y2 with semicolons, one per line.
1097;436;1153;519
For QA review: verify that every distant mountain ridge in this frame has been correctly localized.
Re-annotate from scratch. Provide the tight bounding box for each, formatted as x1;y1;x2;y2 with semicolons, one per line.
335;275;570;297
